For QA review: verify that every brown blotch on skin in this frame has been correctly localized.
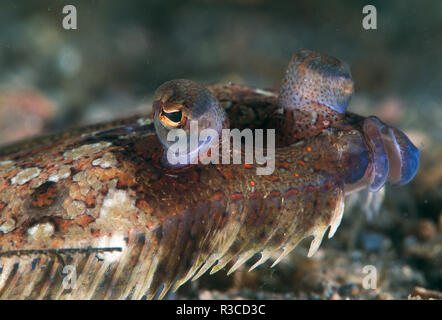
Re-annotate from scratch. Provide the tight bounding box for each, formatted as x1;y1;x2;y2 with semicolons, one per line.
0;200;6;211
278;162;291;170
215;165;236;180
53;214;96;233
0;180;9;192
268;191;281;199
71;157;92;172
99;184;109;195
211;191;224;202
93;151;105;159
90;228;101;238
3;228;26;247
116;171;137;189
84;190;97;208
285;188;299;198
248;192;262;199
97;167;125;183
30;181;57;208
44;165;57;175
136;199;153;214
230;192;243;201
265;175;279;182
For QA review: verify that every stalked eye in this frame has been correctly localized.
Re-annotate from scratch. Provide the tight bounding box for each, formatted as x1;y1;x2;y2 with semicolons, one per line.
279;48;354;114
159;108;184;127
359;116;420;192
152;79;228;169
274;49;354;144
381;126;420;187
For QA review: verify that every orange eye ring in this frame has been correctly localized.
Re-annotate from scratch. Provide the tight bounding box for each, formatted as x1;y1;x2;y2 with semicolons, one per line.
159;106;186;127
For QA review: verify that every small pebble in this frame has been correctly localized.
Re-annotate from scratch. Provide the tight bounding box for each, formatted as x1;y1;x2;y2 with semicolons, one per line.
198;290;213;300
329;292;341;300
351;250;362;261
403;235;418;249
415;219;436;241
376;292;392;300
359;232;386;252
338;283;359;297
411;286;442;299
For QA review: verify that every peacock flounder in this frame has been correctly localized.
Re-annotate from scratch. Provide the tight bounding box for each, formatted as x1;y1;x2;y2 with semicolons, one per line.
0;49;419;299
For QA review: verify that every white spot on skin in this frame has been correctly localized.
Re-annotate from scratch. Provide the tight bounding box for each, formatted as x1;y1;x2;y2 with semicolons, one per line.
64;199;87;218
27;222;54;240
81;130;102;138
254;88;278;97
48;165;71;182
71;171;95;197
137;117;153;126
0;261;14;288
0;160;14;169
63;142;112;161
275;107;284;115
72;171;86;182
0;218;16;234
11;167;41;185
311;111;318;125
94;234;126;262
92;152;117;169
221;101;232;110
96;189;137;231
290;140;305;147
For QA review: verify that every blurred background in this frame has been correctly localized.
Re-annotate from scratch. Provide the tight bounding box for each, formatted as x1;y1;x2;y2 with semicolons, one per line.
0;0;440;299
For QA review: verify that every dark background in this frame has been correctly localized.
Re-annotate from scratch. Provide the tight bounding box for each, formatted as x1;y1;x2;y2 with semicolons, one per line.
0;0;440;127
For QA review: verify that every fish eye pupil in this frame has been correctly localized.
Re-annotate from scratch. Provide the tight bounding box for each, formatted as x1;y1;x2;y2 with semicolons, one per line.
161;109;183;123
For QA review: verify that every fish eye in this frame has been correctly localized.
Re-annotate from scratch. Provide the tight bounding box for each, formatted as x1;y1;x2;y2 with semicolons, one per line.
153;79;228;169
159;107;185;127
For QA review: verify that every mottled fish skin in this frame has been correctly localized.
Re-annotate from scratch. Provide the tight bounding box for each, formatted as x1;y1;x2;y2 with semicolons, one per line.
0;86;356;299
0;50;419;300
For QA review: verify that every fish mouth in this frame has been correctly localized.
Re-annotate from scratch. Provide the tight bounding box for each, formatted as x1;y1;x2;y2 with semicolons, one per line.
362;116;420;192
